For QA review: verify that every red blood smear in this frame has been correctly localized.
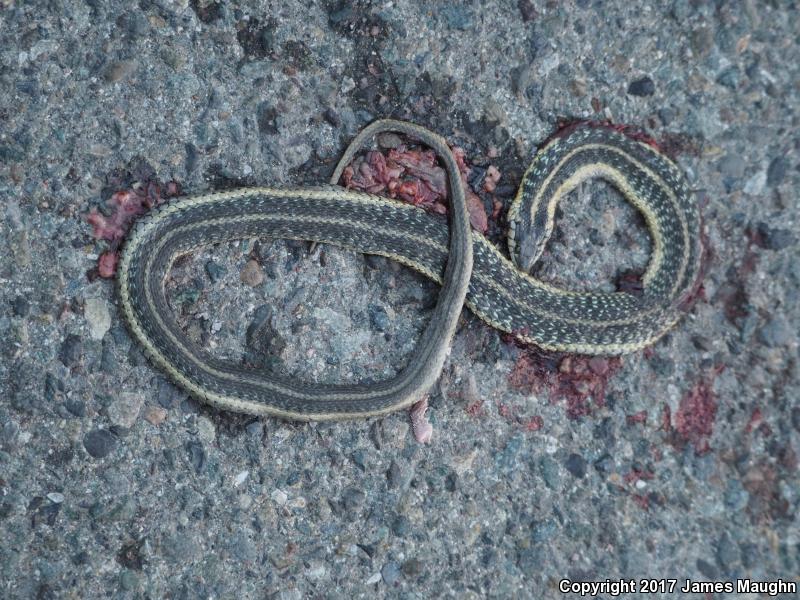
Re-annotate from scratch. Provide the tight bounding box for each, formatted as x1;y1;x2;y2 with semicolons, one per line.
340;144;490;233
673;376;719;455
86;181;180;277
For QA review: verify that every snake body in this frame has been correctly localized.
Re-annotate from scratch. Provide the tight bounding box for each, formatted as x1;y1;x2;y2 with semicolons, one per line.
117;120;701;419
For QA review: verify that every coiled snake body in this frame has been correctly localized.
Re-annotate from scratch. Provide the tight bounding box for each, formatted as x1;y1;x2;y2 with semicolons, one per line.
117;120;701;419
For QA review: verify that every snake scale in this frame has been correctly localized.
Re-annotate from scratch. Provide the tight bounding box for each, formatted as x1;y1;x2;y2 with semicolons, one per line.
117;119;701;419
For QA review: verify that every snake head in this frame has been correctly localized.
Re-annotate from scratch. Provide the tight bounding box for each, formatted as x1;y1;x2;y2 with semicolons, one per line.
515;230;545;274
509;212;549;274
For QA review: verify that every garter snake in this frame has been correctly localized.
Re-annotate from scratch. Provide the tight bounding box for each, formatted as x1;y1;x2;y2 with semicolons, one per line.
117;120;701;420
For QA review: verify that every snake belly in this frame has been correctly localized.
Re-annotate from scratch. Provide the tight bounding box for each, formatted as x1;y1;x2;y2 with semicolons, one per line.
117;121;701;420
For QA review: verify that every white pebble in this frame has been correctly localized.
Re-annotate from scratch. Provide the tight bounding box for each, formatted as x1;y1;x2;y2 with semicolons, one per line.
234;470;249;487
84;298;111;341
196;417;216;444
743;170;766;196
288;496;306;509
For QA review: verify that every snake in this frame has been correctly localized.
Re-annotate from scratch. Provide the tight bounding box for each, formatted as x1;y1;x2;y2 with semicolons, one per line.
117;119;701;420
